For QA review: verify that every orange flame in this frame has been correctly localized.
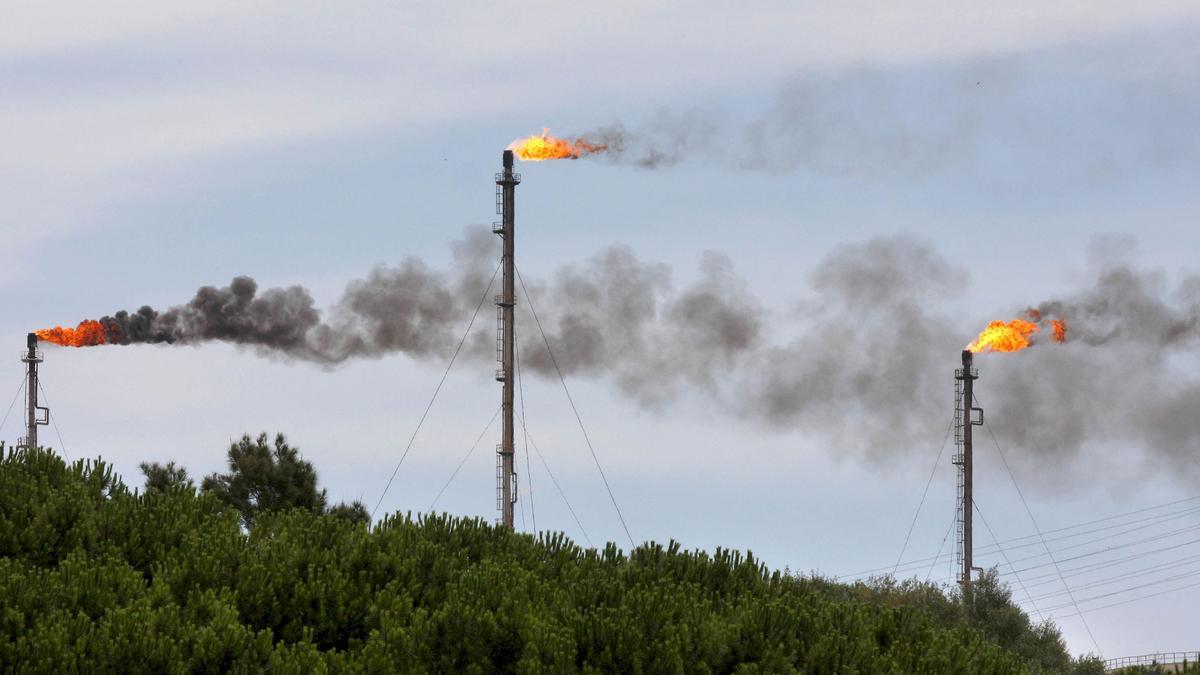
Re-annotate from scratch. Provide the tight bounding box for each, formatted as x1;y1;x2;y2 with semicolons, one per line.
1051;318;1067;343
35;320;109;347
967;312;1069;353
507;128;606;161
967;319;1040;353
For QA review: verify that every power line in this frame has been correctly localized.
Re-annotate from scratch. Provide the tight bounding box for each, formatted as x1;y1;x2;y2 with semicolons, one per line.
516;412;592;547
1043;577;1200;619
979;506;1200;558
1016;545;1200;591
515;265;634;549
1010;534;1200;588
926;510;958;583
515;325;536;535
892;414;955;576
0;378;23;439
427;406;502;512
1002;526;1200;575
371;260;502;520
1009;536;1200;585
1022;554;1200;604
1037;566;1200;614
976;394;1101;657
842;497;1200;581
976;499;1200;550
36;381;70;461
974;499;1043;620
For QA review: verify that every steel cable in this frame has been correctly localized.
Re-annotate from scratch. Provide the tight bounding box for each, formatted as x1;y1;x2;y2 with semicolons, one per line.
371;260;502;520
515;265;634;549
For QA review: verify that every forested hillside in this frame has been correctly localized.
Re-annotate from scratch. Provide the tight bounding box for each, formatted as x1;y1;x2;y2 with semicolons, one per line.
0;445;1099;673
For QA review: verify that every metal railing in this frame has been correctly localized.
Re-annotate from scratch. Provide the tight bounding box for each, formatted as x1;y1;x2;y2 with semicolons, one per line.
1105;652;1200;671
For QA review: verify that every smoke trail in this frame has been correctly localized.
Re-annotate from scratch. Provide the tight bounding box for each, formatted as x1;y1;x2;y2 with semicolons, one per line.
516;247;764;407
570;47;1198;178
46;229;1200;483
984;236;1200;480
735;236;964;461
582;111;722;170
85;228;497;364
520;233;1200;483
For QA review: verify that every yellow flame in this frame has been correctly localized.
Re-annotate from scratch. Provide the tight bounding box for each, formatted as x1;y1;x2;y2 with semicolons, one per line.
507;128;606;161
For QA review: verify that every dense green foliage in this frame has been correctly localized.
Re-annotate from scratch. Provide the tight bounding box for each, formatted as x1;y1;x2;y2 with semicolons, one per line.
0;444;1094;672
807;575;1103;674
145;433;369;529
139;460;193;493
200;433;328;528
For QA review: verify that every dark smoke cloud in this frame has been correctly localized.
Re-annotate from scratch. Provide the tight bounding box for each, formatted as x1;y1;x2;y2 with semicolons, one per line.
87;228;1200;483
581;70;994;174
583;110;723;169
517;247;764;407
984;236;1200;481
575;41;1198;178
723;233;1200;484
97;228;497;364
738;236;964;461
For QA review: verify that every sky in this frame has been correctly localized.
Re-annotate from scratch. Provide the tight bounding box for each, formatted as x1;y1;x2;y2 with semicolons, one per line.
3;1;1200;659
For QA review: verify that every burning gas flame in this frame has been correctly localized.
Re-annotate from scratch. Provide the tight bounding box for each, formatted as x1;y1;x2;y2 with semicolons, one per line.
1050;318;1067;343
966;311;1068;353
36;320;109;347
507;128;606;161
967;319;1039;353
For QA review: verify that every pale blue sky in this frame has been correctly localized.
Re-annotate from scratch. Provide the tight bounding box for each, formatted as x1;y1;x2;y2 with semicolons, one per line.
2;2;1199;658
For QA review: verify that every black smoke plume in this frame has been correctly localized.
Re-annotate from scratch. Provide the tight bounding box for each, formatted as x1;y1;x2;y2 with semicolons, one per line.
72;229;1200;484
94;228;497;364
570;42;1198;178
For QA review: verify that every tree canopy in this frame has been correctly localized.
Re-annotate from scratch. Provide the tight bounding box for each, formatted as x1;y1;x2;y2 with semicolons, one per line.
200;432;327;528
139;460;193;493
2;444;1105;672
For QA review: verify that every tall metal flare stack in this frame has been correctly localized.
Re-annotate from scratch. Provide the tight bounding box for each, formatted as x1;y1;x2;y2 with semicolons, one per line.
494;150;521;528
953;350;982;592
19;333;49;450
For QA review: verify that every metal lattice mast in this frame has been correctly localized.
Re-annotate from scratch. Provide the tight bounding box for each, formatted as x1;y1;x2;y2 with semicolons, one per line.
494;150;521;528
20;333;48;450
953;349;981;592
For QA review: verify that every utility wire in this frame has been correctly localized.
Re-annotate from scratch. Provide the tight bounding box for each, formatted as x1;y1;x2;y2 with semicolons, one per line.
892;414;955;576
36;381;70;460
975;499;1043;620
517;412;593;547
519;484;528;530
371;261;502;520
1009;536;1200;582
427;406;502;512
851;514;1200;584
999;519;1200;573
1017;547;1200;590
889;511;1195;580
949;504;1200;564
515;330;536;535
975;393;1102;657
1041;577;1200;619
926;511;958;583
845;497;1200;580
976;506;1200;558
1037;566;1200;614
973;499;1200;550
0;378;23;439
515;265;635;549
1022;555;1200;604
